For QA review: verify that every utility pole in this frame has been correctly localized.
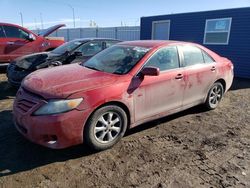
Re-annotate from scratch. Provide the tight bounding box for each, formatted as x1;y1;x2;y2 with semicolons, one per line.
134;19;139;26
67;4;75;28
19;12;23;27
40;13;44;29
34;19;38;30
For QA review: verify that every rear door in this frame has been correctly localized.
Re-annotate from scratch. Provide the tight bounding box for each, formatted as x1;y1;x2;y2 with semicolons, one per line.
132;46;185;121
179;45;217;107
3;25;37;61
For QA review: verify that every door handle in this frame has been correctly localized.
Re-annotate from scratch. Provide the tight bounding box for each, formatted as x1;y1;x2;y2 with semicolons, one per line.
175;73;183;80
7;41;15;45
211;66;216;71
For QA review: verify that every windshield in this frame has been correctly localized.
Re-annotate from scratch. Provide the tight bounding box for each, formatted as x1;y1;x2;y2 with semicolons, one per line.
52;41;84;55
83;45;151;75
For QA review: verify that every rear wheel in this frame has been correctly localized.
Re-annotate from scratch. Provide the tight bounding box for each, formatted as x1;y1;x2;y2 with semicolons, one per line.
205;82;224;110
84;105;127;151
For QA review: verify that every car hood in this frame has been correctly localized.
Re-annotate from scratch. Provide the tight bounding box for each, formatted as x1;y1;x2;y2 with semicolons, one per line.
22;64;120;99
15;52;49;70
38;24;66;37
15;52;61;70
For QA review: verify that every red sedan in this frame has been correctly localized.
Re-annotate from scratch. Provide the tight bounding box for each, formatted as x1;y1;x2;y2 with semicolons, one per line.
13;40;234;150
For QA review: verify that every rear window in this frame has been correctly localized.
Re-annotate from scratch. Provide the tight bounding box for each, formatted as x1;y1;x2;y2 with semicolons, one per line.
105;41;120;48
181;46;204;66
202;51;215;63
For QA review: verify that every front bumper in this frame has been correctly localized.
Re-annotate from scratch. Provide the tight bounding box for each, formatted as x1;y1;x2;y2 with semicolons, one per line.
13;88;91;149
14;109;87;149
7;63;31;87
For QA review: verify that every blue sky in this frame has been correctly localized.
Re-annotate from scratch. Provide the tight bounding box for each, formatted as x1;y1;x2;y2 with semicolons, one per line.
0;0;249;29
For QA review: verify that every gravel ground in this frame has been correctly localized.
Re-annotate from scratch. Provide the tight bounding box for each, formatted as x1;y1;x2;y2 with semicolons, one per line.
0;73;249;188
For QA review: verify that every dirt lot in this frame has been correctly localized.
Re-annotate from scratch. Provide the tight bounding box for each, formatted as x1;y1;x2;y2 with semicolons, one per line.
0;72;249;188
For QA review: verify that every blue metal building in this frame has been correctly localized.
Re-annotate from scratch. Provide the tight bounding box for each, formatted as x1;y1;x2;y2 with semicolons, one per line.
140;7;250;78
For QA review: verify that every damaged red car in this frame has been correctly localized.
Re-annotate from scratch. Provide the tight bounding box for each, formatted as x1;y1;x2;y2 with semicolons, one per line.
13;40;234;150
0;23;65;65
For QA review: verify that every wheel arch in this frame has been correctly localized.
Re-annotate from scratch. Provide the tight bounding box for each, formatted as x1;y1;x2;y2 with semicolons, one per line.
215;78;226;92
83;100;131;135
203;78;227;104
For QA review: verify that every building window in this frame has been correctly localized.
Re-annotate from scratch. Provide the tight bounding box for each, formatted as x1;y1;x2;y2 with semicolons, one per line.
204;18;232;45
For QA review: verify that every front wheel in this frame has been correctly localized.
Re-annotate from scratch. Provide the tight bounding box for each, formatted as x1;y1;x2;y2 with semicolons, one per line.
205;82;224;110
84;105;128;151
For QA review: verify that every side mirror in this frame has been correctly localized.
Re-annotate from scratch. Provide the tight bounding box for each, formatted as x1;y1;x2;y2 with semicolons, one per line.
28;33;36;41
73;51;83;57
141;66;160;76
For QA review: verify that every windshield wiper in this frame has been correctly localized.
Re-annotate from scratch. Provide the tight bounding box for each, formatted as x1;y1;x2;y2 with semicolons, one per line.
83;65;102;72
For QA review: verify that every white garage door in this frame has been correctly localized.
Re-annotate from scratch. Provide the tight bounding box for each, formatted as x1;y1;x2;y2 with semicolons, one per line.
152;20;171;40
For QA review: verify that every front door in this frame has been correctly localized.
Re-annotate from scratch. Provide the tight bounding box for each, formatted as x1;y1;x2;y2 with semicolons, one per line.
131;46;185;121
3;25;37;61
0;26;8;63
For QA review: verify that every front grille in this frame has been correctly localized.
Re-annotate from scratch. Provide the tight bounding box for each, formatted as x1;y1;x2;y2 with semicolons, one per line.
17;99;37;113
15;87;42;114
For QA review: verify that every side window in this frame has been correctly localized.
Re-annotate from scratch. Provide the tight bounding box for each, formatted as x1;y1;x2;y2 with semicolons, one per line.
3;26;29;39
0;26;5;38
145;46;179;71
182;46;204;66
202;51;215;63
105;41;119;48
76;41;103;56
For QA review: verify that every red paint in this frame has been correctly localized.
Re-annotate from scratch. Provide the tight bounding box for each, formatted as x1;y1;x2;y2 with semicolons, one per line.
0;23;65;64
13;40;234;149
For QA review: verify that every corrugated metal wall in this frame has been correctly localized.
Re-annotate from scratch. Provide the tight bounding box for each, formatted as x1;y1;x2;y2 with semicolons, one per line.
33;26;140;42
140;7;250;78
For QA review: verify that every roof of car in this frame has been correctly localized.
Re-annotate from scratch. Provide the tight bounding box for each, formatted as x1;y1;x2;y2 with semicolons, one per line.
0;22;19;26
118;40;190;48
71;38;122;43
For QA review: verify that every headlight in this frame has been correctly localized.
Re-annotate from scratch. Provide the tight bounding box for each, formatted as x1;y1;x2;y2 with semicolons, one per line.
33;98;83;115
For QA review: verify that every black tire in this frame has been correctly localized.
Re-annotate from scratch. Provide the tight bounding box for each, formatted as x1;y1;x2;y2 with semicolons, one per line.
205;82;224;110
84;105;128;151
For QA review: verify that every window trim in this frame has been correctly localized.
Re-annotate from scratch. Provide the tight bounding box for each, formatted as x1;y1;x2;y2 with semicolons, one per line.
201;50;215;63
151;20;171;40
203;17;232;45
